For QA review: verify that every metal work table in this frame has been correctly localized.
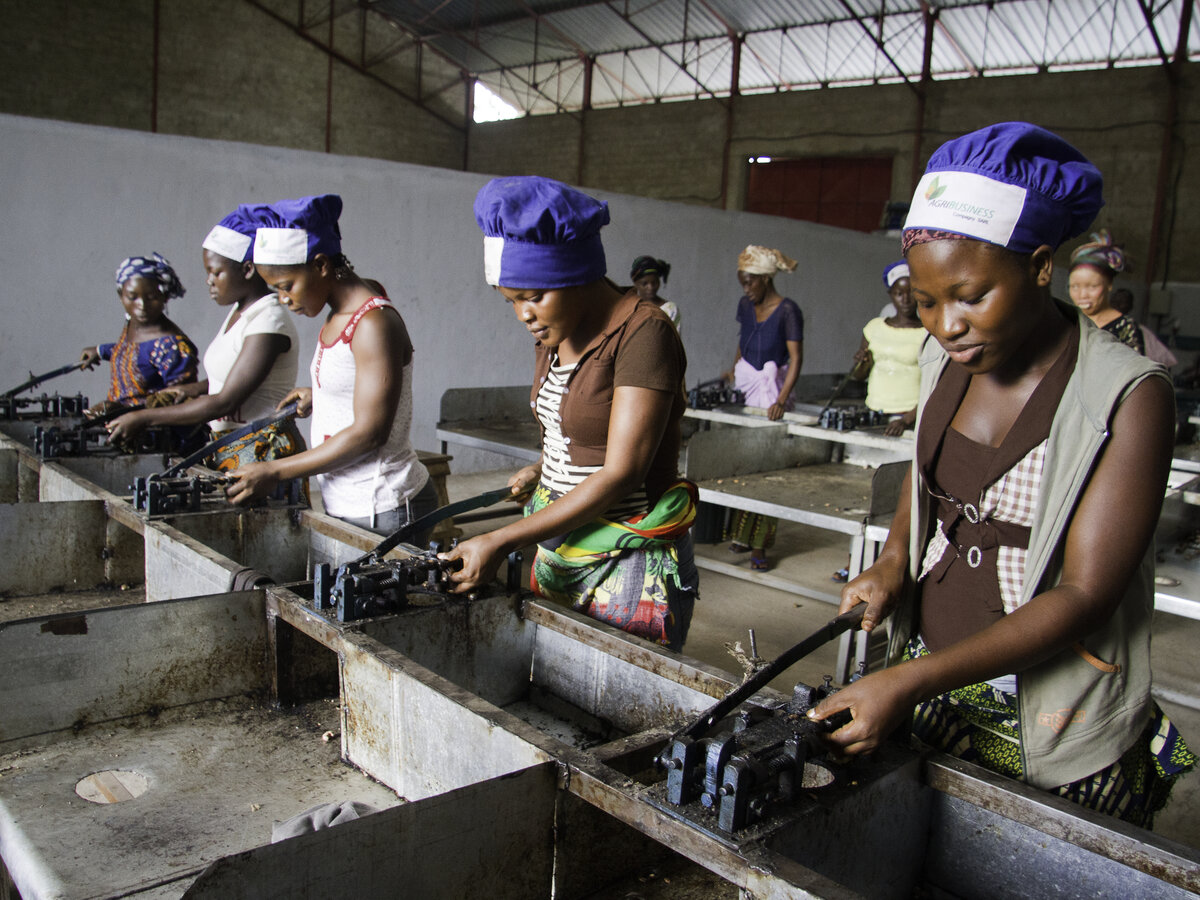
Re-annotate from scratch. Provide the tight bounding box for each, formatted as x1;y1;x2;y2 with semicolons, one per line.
694;463;883;537
2;405;1199;898
436;385;541;462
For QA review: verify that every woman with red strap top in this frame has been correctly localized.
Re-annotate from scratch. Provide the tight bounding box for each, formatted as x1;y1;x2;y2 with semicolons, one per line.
224;194;435;540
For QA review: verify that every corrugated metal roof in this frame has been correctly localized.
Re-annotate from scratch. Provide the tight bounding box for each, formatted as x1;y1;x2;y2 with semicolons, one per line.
371;0;1198;117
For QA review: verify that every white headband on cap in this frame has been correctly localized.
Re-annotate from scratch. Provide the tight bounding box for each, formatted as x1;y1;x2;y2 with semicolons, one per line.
202;225;253;262
254;228;310;266
885;263;910;288
904;171;1027;247
484;236;504;286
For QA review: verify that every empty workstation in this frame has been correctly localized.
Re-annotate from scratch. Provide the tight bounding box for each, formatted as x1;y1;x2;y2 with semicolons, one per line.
2;2;1199;898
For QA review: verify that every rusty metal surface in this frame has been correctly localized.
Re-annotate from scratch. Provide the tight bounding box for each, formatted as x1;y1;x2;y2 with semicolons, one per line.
694;463;877;535
183;763;557;900
337;629;552;799
0;449;16;503
0;696;400;900
925;754;1200;894
522;599;747;699
0;592;268;745
264;585;346;650
0;500;111;597
682;424;831;482
298;509;386;556
356;592;535;707
557;752;863;900
167;507;311;583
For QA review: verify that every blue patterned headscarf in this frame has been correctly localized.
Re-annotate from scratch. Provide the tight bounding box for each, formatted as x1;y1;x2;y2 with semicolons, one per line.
114;252;185;300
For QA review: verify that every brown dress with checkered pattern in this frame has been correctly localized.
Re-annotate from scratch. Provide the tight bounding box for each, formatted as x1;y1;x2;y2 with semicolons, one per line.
915;322;1079;652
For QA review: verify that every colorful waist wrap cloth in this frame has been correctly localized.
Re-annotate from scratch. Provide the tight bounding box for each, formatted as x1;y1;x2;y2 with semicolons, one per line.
527;480;697;647
905;637;1195;829
208;418;309;504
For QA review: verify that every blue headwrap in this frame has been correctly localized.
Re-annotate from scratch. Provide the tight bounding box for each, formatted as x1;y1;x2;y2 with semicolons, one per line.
114;252;185;300
474;176;609;289
252;194;344;265
903;122;1103;253
202;204;273;263
882;260;909;288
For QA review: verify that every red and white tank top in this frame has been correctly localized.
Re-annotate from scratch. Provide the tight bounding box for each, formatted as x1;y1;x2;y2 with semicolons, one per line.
310;297;427;518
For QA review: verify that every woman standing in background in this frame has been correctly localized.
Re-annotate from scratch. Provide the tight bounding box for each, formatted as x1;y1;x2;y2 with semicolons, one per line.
849;260;925;437
79;252;201;450
630;255;680;329
1068;230;1143;354
724;245;803;571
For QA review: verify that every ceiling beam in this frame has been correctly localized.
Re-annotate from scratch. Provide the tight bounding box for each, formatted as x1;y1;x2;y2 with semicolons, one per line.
244;0;467;131
837;0;916;91
602;0;720;100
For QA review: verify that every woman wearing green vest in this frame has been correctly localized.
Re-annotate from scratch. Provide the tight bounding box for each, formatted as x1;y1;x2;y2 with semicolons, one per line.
810;122;1193;827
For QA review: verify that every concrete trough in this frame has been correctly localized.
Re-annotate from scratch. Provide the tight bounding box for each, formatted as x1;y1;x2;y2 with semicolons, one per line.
3;570;1197;899
2;417;1196;899
0;499;145;622
0;592;559;900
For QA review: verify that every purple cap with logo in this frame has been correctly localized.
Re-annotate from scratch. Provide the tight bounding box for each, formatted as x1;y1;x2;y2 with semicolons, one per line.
904;122;1103;253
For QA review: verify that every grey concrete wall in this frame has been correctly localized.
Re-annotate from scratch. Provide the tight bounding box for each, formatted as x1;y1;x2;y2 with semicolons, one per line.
2;0;1194;292
0;113;898;471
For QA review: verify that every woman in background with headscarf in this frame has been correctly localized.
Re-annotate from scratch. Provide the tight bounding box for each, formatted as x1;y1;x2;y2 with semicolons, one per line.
80;252;200;426
1110;287;1177;368
1068;230;1143;354
630;255;680;329
810;122;1193;826
723;244;803;571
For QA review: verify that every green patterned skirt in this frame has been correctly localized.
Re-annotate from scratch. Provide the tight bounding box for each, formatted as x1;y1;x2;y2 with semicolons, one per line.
724;511;778;549
906;637;1195;828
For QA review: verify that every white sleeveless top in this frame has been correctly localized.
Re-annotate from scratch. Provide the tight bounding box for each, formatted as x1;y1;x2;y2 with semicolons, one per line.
203;293;299;432
309;297;428;518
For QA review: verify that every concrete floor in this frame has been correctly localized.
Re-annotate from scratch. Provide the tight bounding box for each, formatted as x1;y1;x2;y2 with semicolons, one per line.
446;469;1200;852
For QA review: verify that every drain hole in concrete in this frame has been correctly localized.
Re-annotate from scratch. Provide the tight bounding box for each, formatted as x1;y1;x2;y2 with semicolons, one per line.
75;770;149;804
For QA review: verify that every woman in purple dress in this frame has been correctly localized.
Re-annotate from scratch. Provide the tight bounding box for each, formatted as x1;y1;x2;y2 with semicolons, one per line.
723;244;803;571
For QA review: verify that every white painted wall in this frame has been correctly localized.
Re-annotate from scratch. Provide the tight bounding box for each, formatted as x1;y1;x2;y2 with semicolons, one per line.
1;113;900;471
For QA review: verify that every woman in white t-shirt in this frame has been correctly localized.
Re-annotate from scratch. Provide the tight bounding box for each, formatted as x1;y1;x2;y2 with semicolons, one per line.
106;208;304;466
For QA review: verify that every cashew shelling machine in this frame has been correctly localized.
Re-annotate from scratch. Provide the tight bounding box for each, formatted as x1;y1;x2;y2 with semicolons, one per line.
0;422;1196;899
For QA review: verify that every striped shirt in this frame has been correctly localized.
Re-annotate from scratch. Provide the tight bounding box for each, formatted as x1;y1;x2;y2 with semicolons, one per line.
536;354;648;520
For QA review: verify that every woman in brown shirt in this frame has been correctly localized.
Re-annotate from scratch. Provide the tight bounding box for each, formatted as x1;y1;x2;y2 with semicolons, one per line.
442;176;698;650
